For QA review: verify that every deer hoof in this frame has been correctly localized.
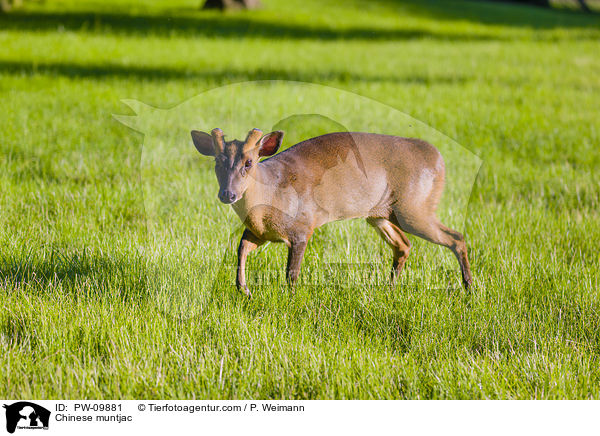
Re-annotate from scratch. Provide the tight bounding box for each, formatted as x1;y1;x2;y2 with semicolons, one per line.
236;283;253;298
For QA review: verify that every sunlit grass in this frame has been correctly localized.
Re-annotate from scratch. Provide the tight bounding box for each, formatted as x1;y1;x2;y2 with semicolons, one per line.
1;0;599;399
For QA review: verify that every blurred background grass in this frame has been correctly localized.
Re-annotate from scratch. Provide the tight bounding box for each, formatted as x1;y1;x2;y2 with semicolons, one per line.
0;0;599;399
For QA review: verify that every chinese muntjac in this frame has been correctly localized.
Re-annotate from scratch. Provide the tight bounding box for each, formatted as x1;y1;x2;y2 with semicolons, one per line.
191;128;473;297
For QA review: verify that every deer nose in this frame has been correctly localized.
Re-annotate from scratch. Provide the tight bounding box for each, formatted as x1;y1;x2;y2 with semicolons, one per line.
218;189;237;204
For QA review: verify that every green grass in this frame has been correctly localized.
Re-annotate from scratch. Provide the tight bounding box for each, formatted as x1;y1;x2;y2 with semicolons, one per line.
1;0;600;399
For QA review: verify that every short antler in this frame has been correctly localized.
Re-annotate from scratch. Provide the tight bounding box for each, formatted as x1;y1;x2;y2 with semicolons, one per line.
244;128;263;151
211;128;225;153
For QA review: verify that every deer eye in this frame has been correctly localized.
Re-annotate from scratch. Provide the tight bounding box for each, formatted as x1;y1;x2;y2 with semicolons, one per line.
244;160;253;168
216;155;227;165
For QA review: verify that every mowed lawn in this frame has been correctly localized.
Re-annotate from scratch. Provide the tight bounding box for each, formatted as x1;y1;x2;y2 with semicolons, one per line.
1;0;599;399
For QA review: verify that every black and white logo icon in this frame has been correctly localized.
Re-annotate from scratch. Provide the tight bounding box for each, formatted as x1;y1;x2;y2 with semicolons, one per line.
3;402;50;434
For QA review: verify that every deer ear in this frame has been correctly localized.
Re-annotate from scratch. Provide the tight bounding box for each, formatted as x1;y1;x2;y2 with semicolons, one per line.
191;130;215;156
258;131;284;157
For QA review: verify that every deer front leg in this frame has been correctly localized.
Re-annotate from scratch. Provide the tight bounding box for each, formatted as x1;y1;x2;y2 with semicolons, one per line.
237;229;264;298
286;237;309;288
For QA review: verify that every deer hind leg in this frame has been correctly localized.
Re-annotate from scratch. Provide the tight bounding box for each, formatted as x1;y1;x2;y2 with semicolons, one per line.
367;217;411;285
392;213;472;290
286;237;308;288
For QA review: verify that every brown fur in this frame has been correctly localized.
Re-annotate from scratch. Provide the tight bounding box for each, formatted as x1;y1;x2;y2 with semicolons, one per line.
191;129;473;297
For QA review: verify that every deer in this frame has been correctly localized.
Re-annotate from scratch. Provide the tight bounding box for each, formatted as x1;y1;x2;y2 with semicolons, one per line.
191;128;473;297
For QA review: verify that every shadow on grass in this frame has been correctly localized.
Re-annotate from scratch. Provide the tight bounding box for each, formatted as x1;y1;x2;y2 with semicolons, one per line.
0;248;148;301
373;0;600;29
1;1;598;42
0;60;470;85
0;9;519;41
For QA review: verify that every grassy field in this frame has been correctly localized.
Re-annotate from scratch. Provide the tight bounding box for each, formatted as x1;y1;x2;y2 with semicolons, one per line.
1;0;599;399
